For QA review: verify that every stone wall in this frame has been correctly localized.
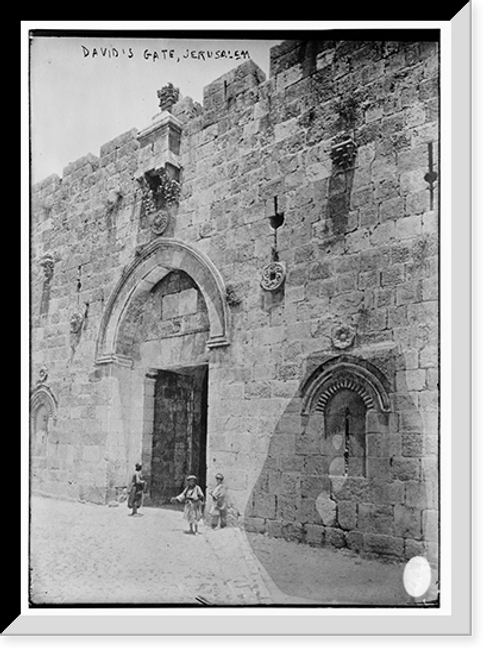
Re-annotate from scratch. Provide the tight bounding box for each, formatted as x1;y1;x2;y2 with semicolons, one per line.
30;38;439;562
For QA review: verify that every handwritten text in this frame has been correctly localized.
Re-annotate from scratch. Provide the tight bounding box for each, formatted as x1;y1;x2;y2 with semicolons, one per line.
81;45;251;63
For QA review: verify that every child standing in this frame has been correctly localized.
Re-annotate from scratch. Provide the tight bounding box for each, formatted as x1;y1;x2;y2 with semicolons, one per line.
209;473;227;529
127;463;146;516
171;475;204;534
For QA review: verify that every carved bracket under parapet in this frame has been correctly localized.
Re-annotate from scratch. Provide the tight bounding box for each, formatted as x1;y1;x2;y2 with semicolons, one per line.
40;254;55;282
330;136;358;170
137;167;181;216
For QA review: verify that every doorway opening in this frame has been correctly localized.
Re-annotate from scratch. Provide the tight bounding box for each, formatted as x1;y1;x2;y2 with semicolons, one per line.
147;364;208;507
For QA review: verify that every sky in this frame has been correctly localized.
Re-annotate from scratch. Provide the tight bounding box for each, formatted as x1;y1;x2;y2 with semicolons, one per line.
29;34;283;183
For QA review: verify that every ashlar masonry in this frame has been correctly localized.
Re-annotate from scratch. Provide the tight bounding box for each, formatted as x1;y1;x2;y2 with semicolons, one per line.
31;39;440;564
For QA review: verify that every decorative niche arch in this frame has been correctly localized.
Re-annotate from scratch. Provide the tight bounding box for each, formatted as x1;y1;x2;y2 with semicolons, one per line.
30;384;58;450
300;354;391;417
95;239;230;366
30;384;58;420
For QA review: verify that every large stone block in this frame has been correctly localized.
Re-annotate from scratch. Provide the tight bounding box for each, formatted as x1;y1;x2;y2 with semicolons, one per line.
251;493;277;520
324;526;346;549
367;458;391;481
404;480;428;509
394;504;422;540
404;538;427;560
243;517;266;534
369;480;405;506
363;533;404;558
401;433;424;457
266;519;282;538
331;476;371;502
422;509;439;543
280;473;300;498
358;503;394;535
281;521;305;542
337;501;357;531
299;497;321;525
391;457;421;481
305;523;324;545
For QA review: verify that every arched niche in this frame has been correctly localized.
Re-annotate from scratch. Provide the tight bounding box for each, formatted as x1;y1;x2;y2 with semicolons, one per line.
30;384;58;454
301;354;391;417
95;238;230;366
300;355;393;492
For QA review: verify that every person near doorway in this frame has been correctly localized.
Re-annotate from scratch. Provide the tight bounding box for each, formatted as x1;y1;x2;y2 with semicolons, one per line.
127;463;146;516
209;473;227;529
171;475;205;534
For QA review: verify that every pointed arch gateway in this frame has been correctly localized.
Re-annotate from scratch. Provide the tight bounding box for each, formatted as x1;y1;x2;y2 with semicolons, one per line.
95;238;230;366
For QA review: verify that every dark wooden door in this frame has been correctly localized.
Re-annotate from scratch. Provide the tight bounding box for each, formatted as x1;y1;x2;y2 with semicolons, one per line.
149;368;207;506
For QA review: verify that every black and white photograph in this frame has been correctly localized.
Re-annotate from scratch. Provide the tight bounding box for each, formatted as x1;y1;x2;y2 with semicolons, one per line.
14;8;477;637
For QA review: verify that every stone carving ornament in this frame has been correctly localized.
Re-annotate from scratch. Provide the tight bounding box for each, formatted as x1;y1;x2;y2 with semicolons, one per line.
150;210;170;235
331;323;356;350
260;261;286;292
157;83;180;112
40;254;55;282
70;311;85;334
137;168;181;229
225;284;241;307
38;366;48;382
330;136;358;170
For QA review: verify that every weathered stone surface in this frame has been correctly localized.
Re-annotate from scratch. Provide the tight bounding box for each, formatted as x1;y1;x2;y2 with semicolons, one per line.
324;527;346;549
31;38;439;563
394;504;422;540
305;523;325;545
391;457;422;482
363;533;404;558
337;501;357;531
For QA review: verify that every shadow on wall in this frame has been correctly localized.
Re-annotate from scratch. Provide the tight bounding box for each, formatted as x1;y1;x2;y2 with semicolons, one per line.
243;346;439;603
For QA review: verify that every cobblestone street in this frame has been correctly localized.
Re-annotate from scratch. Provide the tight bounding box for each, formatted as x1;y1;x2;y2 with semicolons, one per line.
29;496;274;606
29;496;432;607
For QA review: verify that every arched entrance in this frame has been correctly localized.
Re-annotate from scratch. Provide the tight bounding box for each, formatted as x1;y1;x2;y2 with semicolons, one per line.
95;238;229;367
95;239;229;503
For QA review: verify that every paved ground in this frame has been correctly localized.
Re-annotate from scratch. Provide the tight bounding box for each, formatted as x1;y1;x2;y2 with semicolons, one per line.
29;496;436;607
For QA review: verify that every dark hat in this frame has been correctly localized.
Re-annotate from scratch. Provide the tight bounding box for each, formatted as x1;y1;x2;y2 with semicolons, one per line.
135;463;142;470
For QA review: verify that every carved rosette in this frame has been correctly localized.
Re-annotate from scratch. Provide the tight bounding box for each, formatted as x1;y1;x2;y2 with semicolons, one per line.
331;324;356;350
260;262;286;292
40;254;55;282
149;210;170;235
